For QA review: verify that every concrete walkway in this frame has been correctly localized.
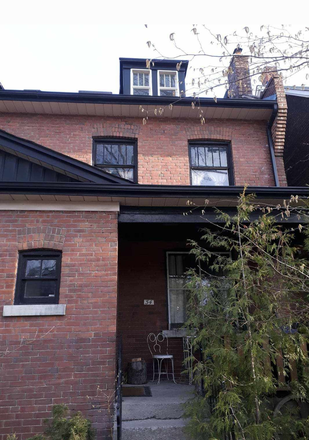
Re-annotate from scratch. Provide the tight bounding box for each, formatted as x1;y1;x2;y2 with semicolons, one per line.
121;382;194;440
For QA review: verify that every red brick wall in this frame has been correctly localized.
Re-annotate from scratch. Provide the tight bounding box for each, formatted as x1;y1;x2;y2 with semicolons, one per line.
0;114;277;186
0;211;118;439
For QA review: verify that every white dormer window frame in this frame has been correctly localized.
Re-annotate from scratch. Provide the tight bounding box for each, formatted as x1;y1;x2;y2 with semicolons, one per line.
157;70;179;97
130;69;152;96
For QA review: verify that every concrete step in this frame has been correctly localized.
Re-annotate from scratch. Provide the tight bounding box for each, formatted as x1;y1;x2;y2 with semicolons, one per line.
122;402;184;421
121;418;190;440
117;383;194;440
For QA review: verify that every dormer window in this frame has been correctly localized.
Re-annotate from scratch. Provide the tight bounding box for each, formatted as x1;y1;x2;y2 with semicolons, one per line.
158;71;179;97
131;69;152;96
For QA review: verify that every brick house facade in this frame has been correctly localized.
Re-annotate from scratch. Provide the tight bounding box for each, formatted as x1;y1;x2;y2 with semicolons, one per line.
0;56;304;439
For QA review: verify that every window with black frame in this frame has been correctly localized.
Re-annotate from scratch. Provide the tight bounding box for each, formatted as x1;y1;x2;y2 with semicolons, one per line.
93;140;137;182
190;143;233;186
15;250;62;305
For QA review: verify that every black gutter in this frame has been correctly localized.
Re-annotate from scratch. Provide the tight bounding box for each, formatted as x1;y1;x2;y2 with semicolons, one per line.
0;182;308;198
0;89;277;109
267;104;280;187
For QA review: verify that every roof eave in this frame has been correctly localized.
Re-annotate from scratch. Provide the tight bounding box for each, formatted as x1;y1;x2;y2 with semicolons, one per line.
0;90;276;109
0;182;307;198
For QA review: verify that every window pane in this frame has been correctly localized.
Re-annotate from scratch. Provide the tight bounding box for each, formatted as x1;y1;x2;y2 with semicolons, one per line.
24;280;56;298
133;88;149;96
42;260;57;277
139;73;143;86
213;148;220;167
116;145;134;165
176;255;184;275
104;145;118;164
197;147;206;166
165;75;171;87
160;74;164;87
126;145;134;165
103;145;111;164
95;144;104;164
133;73;138;86
168;254;196;276
206;147;213;167
171;75;176;87
169;290;186;324
25;260;41;277
169;278;188;289
190;147;197;166
160;89;176;97
144;73;149;87
192;169;229;186
104;167;134;182
220;149;227;167
118;145;126;165
111;145;119;164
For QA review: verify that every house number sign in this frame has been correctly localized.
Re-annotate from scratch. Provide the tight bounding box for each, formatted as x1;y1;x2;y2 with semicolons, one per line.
144;299;154;305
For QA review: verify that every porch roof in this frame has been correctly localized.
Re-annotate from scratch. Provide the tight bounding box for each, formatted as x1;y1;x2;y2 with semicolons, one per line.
0;182;307;214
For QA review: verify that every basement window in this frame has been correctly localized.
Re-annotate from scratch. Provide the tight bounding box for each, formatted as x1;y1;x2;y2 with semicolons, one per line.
131;69;152;96
189;142;233;186
15;250;62;305
93;139;137;182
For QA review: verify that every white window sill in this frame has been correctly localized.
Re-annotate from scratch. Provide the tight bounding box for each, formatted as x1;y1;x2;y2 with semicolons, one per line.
3;304;66;317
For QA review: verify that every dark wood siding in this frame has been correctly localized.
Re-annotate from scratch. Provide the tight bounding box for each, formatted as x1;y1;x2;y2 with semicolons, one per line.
284;94;309;186
0;150;78;182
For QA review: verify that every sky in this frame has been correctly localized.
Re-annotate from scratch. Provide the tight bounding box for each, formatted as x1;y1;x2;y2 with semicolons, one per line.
1;2;309;97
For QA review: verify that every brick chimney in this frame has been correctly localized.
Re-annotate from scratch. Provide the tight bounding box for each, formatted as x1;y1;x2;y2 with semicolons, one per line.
227;47;252;98
261;67;288;186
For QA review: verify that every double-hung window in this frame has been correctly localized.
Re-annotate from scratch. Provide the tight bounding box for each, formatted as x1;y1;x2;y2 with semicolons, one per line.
167;251;230;329
190;142;233;186
158;71;179;97
93;139;137;182
131;69;152;96
167;252;198;329
15;250;62;305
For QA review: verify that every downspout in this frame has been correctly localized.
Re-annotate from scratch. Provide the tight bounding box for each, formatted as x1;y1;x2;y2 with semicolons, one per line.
267;103;280;187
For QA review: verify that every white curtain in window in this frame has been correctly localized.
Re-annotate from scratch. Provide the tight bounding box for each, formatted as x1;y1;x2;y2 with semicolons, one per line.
192;170;229;186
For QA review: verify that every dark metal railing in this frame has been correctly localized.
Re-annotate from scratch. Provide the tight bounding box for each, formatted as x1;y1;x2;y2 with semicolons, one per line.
116;337;122;440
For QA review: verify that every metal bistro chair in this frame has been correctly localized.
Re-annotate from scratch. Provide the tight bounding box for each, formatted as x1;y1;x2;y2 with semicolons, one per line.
147;332;176;384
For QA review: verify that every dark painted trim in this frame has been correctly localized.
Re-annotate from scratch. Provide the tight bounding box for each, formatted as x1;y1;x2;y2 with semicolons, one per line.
119;206;308;224
0;89;277;109
267;104;280;187
0;182;308;198
0;129;132;185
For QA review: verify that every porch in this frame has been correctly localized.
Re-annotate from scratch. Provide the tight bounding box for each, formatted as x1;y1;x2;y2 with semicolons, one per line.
117;222;206;382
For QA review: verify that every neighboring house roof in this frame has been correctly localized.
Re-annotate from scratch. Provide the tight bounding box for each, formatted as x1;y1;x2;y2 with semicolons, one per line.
0;129;132;184
283;91;309;186
285;87;309;98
